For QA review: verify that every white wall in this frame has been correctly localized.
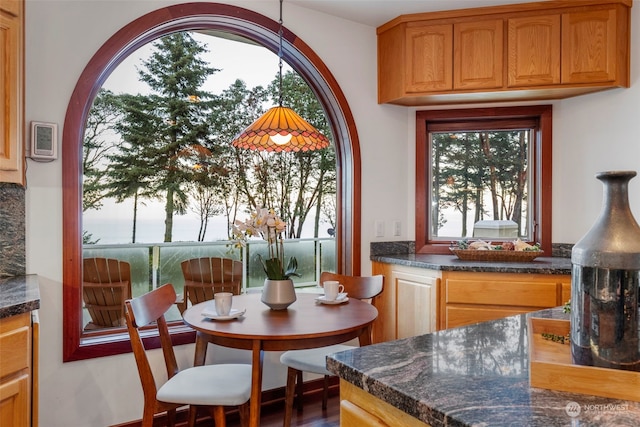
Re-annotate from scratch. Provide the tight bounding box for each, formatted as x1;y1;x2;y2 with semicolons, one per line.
24;1;640;426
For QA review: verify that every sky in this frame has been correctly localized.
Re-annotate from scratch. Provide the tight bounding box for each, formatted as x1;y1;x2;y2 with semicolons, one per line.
82;32;332;244
103;32;288;95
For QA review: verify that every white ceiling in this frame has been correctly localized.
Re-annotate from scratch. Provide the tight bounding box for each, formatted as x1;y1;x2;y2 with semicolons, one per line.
288;0;540;27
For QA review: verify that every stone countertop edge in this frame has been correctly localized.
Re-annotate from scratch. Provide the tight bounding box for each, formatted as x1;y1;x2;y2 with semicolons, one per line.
371;253;572;274
327;308;640;427
0;274;40;319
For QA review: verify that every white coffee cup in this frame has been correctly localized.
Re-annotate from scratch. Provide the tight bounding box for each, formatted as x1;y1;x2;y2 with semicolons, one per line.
214;292;233;316
323;281;344;301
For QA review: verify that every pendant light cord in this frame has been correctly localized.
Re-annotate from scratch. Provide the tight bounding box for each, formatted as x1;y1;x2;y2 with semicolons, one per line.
277;0;284;107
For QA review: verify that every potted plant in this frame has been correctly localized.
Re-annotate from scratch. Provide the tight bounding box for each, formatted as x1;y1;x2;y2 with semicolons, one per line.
233;207;299;309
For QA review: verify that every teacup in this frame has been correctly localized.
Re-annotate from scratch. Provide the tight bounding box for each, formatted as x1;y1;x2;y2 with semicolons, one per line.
323;281;344;301
214;292;233;316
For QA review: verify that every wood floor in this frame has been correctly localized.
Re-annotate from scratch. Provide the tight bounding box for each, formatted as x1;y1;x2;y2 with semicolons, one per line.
227;394;340;427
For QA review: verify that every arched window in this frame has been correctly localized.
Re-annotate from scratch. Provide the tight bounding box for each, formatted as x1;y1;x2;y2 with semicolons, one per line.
62;3;361;361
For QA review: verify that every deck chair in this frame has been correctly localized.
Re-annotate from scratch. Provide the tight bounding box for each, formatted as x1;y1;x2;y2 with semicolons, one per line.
125;283;251;427
178;257;243;314
279;271;384;427
82;257;132;329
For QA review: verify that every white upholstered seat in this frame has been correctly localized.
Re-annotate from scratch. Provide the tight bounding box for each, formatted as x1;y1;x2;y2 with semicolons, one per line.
279;344;355;376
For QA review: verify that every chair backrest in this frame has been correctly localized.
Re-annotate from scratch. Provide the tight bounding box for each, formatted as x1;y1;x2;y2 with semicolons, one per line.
319;271;384;304
180;257;243;309
124;283;179;414
82;257;132;328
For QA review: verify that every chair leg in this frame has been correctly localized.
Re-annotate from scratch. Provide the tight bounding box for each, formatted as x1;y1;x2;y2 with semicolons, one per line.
187;406;197;427
284;367;297;427
211;406;226;427
167;408;177;427
141;408;154;427
238;402;250;427
322;375;329;410
295;370;304;412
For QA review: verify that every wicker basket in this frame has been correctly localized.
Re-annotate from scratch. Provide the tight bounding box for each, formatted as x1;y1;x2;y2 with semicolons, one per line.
450;248;543;262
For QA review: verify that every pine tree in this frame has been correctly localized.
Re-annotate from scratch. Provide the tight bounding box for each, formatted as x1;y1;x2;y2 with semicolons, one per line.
114;32;217;242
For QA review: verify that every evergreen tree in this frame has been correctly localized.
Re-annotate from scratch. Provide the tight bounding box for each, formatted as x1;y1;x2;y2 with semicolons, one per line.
115;32;218;242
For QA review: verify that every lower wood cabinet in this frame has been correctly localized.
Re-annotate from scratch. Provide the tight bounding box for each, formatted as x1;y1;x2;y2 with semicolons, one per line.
0;311;37;427
440;271;571;329
339;380;429;427
372;262;437;343
372;261;571;340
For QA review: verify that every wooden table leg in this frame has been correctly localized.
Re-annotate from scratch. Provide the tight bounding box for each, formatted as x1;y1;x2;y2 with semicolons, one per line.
249;339;264;427
193;331;208;366
358;324;373;346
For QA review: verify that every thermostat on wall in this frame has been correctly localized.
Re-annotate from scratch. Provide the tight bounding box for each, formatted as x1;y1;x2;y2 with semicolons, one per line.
30;121;58;160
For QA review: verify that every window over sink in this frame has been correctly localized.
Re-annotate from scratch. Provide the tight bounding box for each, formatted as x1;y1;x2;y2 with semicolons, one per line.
415;105;552;254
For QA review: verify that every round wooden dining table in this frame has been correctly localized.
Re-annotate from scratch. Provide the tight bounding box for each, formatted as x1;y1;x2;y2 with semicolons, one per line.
182;292;378;427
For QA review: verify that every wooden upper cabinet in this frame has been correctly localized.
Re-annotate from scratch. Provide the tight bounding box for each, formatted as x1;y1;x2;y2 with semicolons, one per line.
377;0;631;105
0;0;24;185
0;0;20;16
561;8;621;84
454;19;503;90
405;24;453;93
508;14;561;87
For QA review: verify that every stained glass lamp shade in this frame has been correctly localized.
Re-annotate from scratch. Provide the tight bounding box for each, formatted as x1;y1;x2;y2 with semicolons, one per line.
231;105;330;152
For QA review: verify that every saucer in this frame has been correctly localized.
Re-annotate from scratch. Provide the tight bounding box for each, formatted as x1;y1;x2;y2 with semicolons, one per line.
201;307;246;320
315;294;349;305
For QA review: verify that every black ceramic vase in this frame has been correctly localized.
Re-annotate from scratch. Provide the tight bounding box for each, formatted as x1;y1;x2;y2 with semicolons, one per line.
571;171;640;371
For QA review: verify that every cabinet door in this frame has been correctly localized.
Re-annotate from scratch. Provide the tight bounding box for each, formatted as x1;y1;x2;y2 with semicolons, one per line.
405;24;453;93
340;380;430;427
0;312;30;427
0;1;23;185
340;400;390;427
396;272;437;339
371;263;439;343
0;0;20;16
561;8;617;84
508;14;561;87
0;375;29;427
454;19;503;90
445;306;535;329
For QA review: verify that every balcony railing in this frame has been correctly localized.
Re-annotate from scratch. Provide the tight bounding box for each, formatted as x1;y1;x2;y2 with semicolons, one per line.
83;237;336;302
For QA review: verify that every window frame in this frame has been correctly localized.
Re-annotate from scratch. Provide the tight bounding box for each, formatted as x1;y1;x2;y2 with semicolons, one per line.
415;105;552;254
62;3;362;362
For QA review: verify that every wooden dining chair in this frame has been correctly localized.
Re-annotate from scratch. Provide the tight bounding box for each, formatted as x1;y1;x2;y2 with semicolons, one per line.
178;257;243;314
82;257;132;329
125;283;252;427
279;272;384;427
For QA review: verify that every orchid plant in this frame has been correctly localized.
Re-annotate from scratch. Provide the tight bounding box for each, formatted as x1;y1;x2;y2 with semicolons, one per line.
232;207;299;280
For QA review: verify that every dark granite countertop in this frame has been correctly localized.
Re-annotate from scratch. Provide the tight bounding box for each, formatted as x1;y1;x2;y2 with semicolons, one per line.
371;253;572;274
0;274;40;319
327;308;640;426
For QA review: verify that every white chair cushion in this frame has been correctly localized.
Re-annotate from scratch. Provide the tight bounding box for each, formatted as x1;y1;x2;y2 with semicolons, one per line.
280;344;355;376
157;363;252;406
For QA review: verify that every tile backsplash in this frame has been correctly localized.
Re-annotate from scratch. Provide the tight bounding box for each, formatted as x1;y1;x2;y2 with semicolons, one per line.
0;183;25;277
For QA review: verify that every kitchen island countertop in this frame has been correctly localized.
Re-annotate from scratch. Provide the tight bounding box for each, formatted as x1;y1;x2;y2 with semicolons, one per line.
327;308;640;426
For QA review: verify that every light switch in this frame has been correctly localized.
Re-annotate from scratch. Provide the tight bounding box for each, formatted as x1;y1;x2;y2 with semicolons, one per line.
375;220;385;237
393;221;401;236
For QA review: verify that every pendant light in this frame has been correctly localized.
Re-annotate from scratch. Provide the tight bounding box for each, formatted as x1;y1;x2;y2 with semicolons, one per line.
230;0;330;152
